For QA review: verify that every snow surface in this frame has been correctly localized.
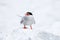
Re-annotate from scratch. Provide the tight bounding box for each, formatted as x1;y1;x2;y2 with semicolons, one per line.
0;0;60;40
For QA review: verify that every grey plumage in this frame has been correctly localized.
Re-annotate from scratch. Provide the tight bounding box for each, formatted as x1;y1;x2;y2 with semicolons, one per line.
21;15;35;25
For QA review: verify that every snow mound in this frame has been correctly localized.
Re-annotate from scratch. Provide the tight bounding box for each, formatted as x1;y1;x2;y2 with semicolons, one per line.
6;28;60;40
38;32;60;40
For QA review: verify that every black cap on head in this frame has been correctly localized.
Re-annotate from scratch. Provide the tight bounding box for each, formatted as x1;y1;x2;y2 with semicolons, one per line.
27;12;33;15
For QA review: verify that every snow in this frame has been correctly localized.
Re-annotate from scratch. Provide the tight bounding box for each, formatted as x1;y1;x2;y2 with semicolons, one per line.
0;0;60;40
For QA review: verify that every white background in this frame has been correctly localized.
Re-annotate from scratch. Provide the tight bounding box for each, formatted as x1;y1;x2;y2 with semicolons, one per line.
0;0;60;40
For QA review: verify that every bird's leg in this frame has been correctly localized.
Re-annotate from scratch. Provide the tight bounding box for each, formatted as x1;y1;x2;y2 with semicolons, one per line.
30;25;32;30
23;25;27;29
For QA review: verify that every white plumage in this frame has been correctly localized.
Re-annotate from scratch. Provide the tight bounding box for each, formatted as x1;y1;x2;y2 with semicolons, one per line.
21;15;35;25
